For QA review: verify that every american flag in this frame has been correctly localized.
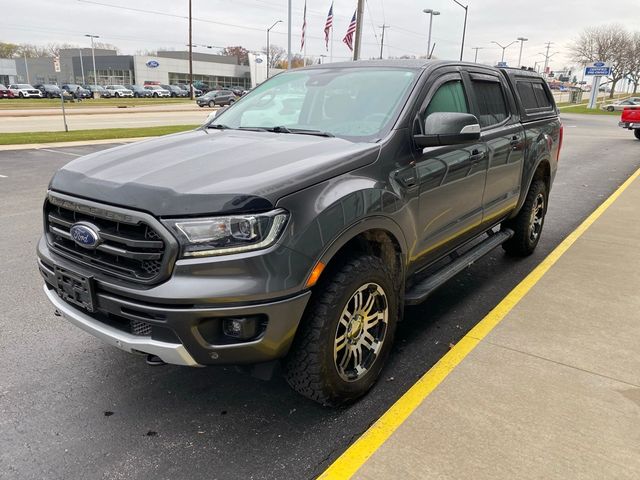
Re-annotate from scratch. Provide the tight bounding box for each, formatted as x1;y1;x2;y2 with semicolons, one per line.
343;10;357;51
300;0;307;51
324;2;334;50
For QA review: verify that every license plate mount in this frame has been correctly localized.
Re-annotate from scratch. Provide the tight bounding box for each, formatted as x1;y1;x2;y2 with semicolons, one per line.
54;266;95;312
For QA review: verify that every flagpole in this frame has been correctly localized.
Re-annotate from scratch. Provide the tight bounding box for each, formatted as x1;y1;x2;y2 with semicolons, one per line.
330;28;334;63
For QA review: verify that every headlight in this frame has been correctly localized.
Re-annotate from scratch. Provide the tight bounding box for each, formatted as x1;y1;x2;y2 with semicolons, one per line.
163;210;288;257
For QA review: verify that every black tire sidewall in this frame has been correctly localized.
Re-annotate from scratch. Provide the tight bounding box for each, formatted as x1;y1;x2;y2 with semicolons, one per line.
287;255;398;405
634;129;640;140
504;179;548;256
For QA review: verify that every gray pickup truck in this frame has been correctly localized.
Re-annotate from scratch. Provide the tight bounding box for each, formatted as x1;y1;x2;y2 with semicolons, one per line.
38;60;562;406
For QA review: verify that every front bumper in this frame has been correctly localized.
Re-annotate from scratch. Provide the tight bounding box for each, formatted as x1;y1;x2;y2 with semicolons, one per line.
44;285;200;366
38;239;312;367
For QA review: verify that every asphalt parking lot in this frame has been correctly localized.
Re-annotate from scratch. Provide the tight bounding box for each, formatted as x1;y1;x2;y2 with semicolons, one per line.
0;113;639;480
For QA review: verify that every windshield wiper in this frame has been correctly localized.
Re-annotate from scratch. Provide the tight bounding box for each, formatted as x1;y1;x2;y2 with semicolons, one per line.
265;126;335;137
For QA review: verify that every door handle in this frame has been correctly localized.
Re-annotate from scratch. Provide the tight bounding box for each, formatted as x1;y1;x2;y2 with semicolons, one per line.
510;136;522;149
469;150;486;163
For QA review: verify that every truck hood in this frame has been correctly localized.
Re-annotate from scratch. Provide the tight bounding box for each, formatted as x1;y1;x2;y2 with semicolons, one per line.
50;129;380;216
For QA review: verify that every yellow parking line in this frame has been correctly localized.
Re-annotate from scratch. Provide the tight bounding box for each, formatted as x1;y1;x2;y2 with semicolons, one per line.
318;165;640;480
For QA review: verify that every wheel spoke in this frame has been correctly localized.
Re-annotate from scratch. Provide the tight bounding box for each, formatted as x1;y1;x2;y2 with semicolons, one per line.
353;290;363;312
361;331;376;351
362;290;376;314
335;334;347;353
352;345;363;370
339;346;353;371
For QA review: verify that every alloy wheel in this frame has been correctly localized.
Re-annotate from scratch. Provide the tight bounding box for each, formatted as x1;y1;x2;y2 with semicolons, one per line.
334;283;388;382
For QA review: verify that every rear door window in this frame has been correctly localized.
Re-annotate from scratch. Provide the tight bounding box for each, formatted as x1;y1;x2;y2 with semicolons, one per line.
470;79;509;128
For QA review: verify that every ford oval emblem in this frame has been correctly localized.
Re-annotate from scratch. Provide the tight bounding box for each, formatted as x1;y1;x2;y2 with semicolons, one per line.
70;223;100;249
146;60;160;68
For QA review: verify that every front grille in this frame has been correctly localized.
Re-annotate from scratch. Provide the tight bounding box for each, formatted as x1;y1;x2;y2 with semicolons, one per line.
45;195;174;284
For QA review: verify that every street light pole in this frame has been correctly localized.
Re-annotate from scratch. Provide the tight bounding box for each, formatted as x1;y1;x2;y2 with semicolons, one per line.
452;0;468;61
23;52;30;84
287;0;292;69
379;24;389;59
472;47;483;63
85;34;99;86
491;40;517;64
79;48;85;85
517;37;528;67
188;0;194;99
266;20;282;78
353;0;365;61
423;9;441;59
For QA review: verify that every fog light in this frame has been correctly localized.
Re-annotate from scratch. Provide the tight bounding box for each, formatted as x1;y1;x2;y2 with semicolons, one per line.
222;317;258;340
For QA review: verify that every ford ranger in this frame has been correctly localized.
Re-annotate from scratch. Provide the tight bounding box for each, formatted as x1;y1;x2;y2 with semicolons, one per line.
38;60;562;405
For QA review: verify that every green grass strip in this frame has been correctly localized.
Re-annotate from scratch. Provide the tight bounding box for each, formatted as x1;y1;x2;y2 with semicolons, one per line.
0;125;199;145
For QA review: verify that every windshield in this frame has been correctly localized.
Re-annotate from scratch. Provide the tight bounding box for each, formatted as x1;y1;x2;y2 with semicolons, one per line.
212;67;418;141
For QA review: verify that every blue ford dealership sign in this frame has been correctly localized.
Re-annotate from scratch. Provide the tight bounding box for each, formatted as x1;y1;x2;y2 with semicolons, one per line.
146;60;160;68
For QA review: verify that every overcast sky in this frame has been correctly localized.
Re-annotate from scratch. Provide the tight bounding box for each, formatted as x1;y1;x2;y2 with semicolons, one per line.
2;0;639;70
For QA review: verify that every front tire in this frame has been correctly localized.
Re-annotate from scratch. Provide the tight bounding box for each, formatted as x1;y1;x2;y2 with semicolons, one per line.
634;129;640;140
285;255;398;406
502;179;548;256
606;106;615;112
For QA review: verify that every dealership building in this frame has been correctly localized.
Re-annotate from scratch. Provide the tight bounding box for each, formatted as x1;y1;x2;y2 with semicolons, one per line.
9;49;260;89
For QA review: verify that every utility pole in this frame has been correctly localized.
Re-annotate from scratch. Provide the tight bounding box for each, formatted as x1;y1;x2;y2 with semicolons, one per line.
353;0;365;61
379;24;389;59
472;47;483;63
543;41;553;75
287;0;292;68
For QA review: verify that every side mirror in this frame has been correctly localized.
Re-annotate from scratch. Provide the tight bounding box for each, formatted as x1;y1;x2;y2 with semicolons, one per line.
414;112;481;148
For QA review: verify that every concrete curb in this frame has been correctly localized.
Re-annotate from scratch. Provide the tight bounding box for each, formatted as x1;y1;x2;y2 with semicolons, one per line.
0;137;153;151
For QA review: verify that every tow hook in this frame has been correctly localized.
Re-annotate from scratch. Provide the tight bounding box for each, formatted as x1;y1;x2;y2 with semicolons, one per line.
146;354;167;366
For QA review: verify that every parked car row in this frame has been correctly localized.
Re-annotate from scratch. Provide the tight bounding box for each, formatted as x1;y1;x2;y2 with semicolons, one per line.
0;82;209;99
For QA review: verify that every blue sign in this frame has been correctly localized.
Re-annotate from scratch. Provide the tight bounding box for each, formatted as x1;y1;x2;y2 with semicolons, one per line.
593;61;606;67
146;60;160;68
255;57;264;64
497;61;508;67
585;66;611;76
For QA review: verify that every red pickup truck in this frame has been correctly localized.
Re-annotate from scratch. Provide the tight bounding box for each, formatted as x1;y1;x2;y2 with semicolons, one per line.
619;108;640;140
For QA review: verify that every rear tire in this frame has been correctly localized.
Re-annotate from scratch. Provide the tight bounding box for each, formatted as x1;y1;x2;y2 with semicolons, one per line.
284;255;398;406
634;129;640;140
502;179;548;256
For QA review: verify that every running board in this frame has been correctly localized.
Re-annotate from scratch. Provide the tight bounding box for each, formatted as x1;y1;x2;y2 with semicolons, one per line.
405;229;514;306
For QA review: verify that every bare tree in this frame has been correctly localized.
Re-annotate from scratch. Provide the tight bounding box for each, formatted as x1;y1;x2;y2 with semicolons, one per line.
570;25;631;98
262;45;286;68
626;32;640;93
